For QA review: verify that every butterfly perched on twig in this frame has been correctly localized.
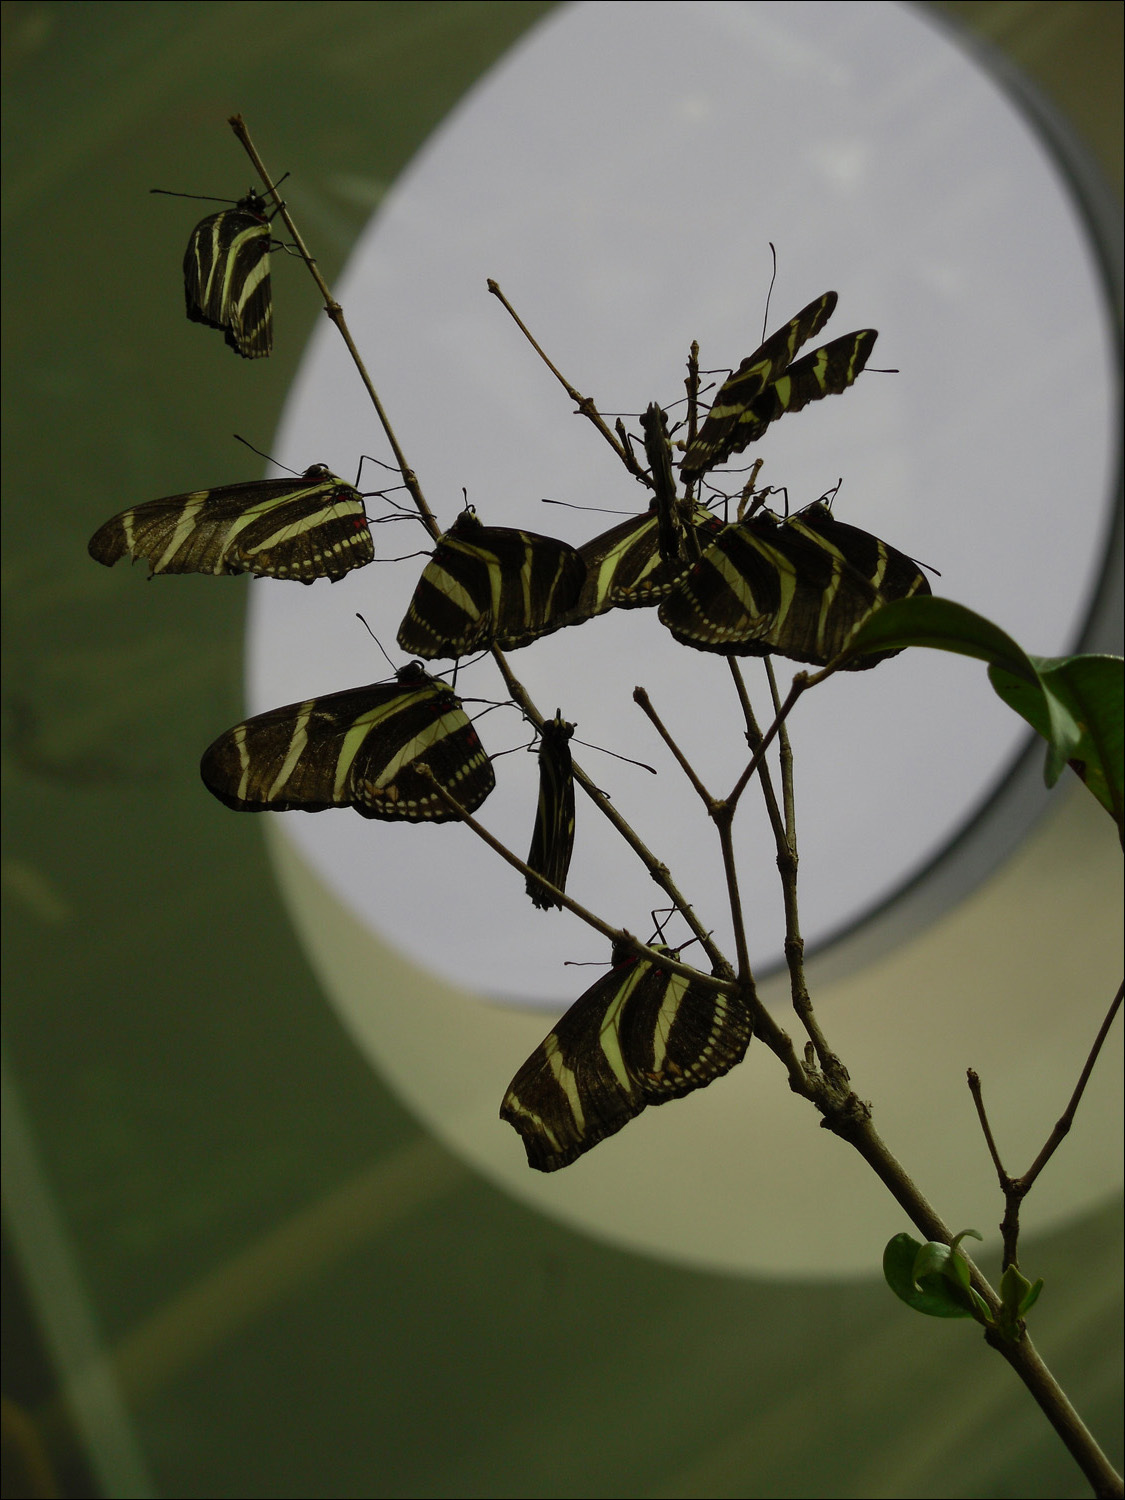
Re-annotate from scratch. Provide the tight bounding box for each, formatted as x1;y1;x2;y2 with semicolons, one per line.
680;292;877;482
87;465;376;583
200;662;495;821
154;186;279;358
658;500;931;669
501;939;751;1171
525;711;576;911
396;507;585;658
565;406;723;622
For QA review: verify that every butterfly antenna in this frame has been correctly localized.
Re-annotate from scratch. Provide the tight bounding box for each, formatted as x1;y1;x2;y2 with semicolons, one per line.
354;614;397;673
819;477;844;510
231;433;303;477
540;497;635;516
762;242;778;342
572;737;657;775
150;188;240;204
354;453;400;489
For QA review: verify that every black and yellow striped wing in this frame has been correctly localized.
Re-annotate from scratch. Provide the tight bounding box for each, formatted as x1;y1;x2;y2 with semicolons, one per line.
501;942;751;1172
87;466;375;583
572;500;723;618
183;191;273;359
525;712;576;911
396;508;586;658
658;502;929;669
783;502;931;667
200;663;495;821
680;292;877;481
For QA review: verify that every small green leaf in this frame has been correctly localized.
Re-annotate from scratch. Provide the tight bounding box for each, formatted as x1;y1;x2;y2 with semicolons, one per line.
883;1233;975;1319
911;1239;956;1285
1020;1279;1045;1317
997;1263;1044;1334
968;1286;994;1325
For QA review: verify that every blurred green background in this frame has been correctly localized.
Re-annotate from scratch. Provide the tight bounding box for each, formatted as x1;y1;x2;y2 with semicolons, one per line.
2;3;1121;1496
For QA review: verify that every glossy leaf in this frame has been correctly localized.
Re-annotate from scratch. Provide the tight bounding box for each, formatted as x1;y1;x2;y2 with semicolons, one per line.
991;655;1123;835
844;598;1123;831
882;1233;976;1319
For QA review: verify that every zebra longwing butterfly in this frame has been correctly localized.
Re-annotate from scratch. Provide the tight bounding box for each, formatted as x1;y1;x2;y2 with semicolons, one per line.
200;662;495;821
658;500;930;669
501;940;751;1171
182;189;274;358
570;500;723;619
526;712;576;911
87;466;375;583
565;406;722;621
396;508;586;659
680;292;877;482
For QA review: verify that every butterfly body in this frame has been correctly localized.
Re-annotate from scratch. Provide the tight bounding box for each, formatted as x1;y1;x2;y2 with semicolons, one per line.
501;941;751;1171
87;466;375;583
200;663;494;820
396;508;585;658
183;190;273;358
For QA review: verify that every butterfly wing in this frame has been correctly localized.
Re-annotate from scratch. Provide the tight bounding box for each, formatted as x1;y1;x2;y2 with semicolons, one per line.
200;667;494;821
501;946;751;1171
573;502;722;619
718;328;878;455
87;469;374;582
658;517;795;651
680;291;838;480
525;713;576;910
397;513;585;658
785;502;931;669
183;195;272;359
661;505;924;667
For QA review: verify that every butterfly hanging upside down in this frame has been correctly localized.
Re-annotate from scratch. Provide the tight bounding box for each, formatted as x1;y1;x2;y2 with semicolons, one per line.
179;188;276;359
525;711;576;911
501;940;751;1171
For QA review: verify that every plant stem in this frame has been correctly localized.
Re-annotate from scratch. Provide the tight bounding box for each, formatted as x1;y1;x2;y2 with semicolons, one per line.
228;114;441;538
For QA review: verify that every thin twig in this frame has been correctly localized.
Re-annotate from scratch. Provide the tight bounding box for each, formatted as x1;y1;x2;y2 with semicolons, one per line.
414;765;735;995
490;654;729;976
228;119;728;978
487;279;646;481
228;114;440;537
1021;979;1123;1192
685;341;700;453
968;982;1124;1268
967;1068;1009;1184
632;686;715;807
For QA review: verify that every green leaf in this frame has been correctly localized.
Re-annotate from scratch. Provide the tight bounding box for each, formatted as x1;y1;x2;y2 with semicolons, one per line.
844;598;1122;835
997;1263;1044;1338
994;655;1123;833
844;597;1041;679
883;1233;975;1319
1019;1279;1045;1317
